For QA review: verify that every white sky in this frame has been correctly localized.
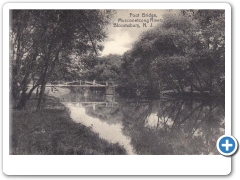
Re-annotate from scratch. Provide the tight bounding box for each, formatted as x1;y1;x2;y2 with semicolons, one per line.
101;10;168;56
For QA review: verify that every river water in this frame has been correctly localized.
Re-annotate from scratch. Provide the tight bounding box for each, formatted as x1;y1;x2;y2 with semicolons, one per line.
57;88;225;155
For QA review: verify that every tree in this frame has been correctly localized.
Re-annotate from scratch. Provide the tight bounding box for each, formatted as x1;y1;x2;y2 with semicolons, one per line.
119;10;225;97
10;10;115;110
82;54;122;83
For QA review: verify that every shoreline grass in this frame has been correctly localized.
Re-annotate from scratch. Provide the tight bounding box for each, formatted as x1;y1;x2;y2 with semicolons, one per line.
10;96;126;155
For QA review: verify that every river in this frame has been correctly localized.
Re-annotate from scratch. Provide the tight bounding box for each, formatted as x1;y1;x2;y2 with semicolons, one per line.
55;87;225;155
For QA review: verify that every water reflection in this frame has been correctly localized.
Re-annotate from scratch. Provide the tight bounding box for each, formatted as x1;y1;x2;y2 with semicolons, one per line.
121;99;224;155
63;102;135;155
58;89;224;155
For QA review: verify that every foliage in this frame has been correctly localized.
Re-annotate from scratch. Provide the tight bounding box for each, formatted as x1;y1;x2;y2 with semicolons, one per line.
82;54;122;83
10;10;114;109
119;10;225;97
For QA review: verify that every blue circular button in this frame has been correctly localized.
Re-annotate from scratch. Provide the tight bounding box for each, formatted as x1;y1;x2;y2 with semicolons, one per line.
217;135;238;156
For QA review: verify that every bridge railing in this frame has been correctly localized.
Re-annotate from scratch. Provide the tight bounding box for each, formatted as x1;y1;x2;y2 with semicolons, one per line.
54;80;116;86
46;80;117;87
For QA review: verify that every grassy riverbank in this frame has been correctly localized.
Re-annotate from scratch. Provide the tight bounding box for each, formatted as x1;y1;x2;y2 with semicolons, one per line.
10;95;126;155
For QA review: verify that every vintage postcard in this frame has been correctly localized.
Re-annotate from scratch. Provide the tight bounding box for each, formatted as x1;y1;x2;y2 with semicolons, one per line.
3;2;232;175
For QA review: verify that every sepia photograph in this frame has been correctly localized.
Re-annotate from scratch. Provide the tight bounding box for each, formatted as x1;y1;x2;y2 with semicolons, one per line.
9;8;225;155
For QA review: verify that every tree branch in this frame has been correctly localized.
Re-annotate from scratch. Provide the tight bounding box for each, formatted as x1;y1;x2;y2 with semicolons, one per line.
82;23;98;55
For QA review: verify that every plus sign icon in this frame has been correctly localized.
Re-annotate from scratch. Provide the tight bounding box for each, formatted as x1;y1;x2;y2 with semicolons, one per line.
217;135;238;156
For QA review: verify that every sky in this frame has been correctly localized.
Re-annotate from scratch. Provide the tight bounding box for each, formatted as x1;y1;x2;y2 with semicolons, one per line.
100;10;168;56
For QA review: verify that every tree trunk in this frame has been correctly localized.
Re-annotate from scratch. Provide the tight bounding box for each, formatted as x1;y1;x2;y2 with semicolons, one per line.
190;64;204;94
16;84;39;109
36;80;46;111
17;91;27;109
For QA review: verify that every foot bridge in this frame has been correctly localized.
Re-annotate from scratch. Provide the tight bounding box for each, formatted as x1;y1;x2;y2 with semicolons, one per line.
46;80;116;95
47;80;116;88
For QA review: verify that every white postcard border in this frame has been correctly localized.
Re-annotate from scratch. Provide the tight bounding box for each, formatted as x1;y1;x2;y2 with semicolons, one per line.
3;2;231;175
